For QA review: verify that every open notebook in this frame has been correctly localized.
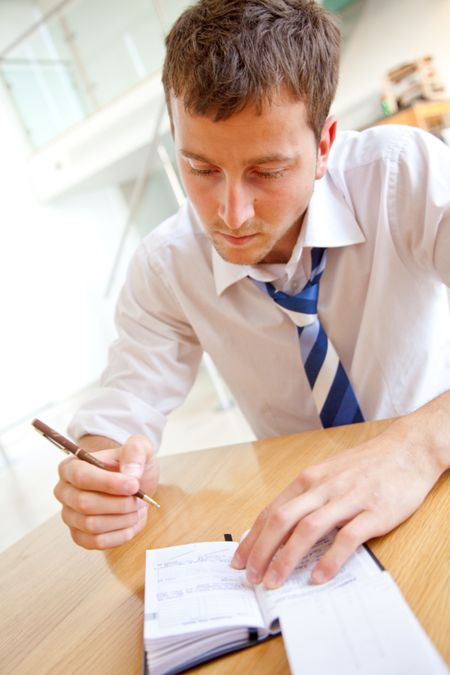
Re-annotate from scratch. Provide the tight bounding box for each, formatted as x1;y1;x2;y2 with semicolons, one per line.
143;531;381;675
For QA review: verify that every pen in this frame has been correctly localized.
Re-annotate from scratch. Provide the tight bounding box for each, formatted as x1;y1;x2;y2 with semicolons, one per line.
31;418;160;509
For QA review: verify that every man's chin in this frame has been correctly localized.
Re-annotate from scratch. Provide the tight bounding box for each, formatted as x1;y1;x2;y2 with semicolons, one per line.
213;243;266;266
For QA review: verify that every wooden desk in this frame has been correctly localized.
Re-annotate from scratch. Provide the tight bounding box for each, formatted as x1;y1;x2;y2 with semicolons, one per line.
1;419;449;674
372;99;450;133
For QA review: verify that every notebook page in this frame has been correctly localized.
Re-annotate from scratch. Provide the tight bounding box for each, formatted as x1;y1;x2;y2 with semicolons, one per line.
279;571;449;675
254;532;381;631
144;542;265;640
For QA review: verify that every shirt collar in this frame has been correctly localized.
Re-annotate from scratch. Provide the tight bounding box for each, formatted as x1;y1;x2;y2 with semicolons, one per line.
212;172;366;295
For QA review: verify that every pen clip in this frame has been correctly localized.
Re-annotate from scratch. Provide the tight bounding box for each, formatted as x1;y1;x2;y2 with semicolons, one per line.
36;429;71;455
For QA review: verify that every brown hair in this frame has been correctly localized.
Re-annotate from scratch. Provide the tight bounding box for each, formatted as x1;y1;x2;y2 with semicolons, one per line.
162;0;340;142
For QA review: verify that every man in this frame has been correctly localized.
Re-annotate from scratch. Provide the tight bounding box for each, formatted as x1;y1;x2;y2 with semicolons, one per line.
55;0;450;589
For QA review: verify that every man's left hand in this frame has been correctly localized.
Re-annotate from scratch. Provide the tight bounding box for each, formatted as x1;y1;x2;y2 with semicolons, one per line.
231;414;446;588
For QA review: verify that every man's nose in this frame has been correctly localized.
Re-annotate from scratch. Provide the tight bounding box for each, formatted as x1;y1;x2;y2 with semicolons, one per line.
218;180;255;230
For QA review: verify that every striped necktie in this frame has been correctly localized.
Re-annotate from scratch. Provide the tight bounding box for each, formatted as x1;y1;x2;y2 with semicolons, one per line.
265;248;364;428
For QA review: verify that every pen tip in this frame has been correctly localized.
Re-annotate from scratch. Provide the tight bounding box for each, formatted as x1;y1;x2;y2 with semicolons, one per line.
143;494;161;509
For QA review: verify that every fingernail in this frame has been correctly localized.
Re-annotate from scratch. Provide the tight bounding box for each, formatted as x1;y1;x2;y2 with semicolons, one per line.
231;552;244;569
310;569;326;584
122;463;143;478
138;505;148;519
264;569;280;589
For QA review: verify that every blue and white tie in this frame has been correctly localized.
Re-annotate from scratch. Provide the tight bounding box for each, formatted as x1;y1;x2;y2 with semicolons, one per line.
265;248;364;428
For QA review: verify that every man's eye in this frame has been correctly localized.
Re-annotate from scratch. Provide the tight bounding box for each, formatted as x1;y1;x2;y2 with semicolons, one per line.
254;169;286;179
188;166;216;176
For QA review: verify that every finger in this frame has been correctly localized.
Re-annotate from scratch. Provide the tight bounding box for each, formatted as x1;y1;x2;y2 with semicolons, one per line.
261;498;357;588
69;507;148;550
310;510;381;584
239;490;327;584
58;449;120;479
54;481;142;515
231;470;320;570
232;522;295;572
231;508;270;570
61;502;148;535
233;503;294;572
59;457;140;496
119;435;154;480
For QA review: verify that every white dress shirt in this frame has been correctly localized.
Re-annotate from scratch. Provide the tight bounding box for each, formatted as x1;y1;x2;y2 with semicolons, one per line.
69;125;450;449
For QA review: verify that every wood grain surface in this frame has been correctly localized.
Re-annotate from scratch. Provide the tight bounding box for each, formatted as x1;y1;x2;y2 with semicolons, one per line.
1;419;448;674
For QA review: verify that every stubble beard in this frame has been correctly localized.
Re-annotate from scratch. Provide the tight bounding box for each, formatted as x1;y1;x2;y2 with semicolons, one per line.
209;218;302;266
210;230;277;266
212;239;275;265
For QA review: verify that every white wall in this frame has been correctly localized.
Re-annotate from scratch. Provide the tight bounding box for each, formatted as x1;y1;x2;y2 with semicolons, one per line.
333;0;450;129
0;82;138;431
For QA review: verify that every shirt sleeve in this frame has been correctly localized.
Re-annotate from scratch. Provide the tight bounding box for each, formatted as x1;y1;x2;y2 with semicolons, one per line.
68;242;203;450
389;126;450;286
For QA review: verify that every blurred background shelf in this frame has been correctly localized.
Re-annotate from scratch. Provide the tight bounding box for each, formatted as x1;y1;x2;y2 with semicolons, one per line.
375;100;450;132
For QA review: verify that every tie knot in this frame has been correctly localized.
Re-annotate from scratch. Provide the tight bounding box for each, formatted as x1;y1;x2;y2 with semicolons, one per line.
266;281;319;317
264;247;326;327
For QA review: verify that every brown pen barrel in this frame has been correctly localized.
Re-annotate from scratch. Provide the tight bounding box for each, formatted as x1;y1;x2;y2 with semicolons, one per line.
33;418;117;469
32;418;81;454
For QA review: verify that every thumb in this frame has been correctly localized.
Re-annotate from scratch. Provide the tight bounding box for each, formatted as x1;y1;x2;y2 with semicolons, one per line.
119;435;154;480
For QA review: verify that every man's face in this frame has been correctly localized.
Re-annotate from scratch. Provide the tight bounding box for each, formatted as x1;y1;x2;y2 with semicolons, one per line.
172;92;335;265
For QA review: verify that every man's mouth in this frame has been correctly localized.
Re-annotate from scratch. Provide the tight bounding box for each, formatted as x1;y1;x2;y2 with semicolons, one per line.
219;233;258;245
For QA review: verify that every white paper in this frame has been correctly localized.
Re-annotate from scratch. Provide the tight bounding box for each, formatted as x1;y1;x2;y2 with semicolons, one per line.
255;532;380;630
144;542;264;639
279;571;449;675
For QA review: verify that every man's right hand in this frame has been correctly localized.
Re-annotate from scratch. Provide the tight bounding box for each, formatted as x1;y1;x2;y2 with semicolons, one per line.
54;434;159;549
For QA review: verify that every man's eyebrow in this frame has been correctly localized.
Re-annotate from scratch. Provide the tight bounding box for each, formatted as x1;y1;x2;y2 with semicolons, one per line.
180;150;215;163
179;150;297;165
246;153;297;165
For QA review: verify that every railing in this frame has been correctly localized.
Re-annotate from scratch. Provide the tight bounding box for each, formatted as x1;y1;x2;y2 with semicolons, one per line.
0;0;191;149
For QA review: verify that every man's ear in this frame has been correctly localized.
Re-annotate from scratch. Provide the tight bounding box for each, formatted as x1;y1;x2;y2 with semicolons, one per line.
315;116;337;180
